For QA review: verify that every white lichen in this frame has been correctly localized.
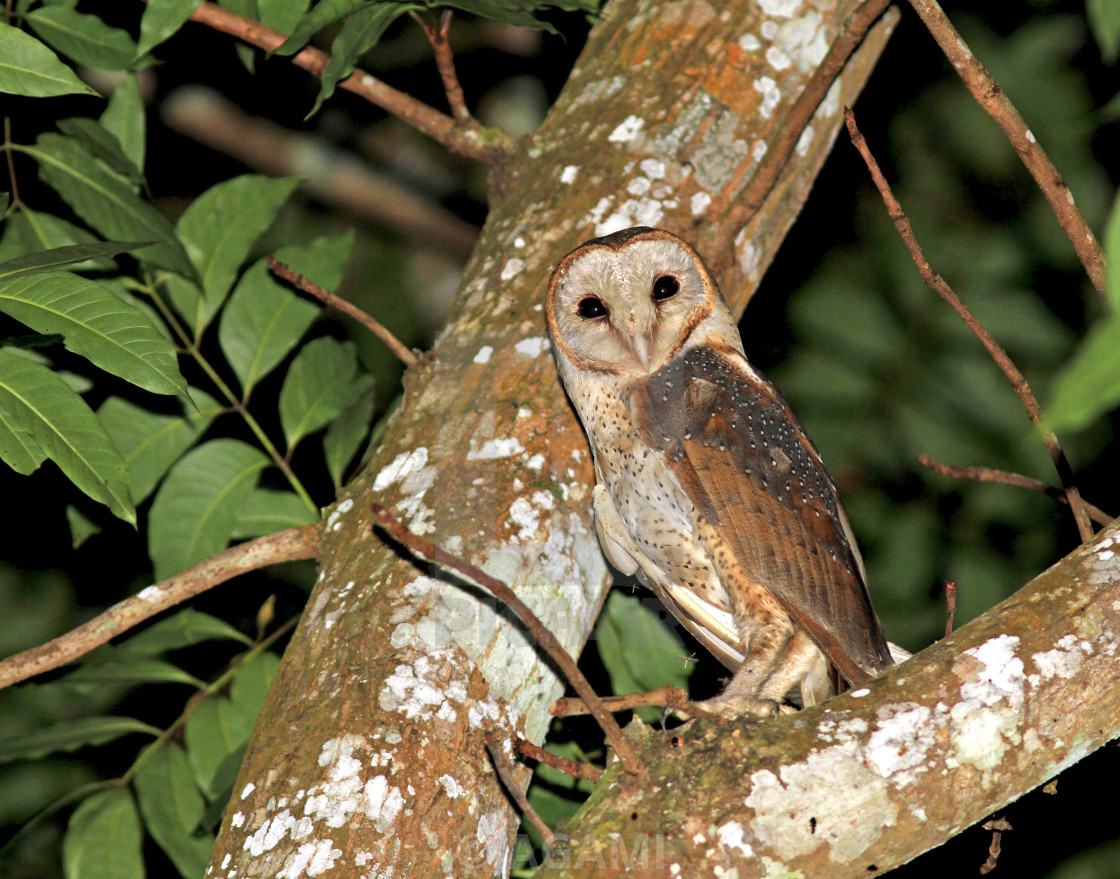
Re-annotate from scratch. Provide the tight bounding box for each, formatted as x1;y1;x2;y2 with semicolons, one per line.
373;448;430;492
609;115;645;142
514;336;549;358
466;437;525;460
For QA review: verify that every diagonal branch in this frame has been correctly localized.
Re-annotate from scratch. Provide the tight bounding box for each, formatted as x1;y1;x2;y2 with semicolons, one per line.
845;107;1095;544
267;258;419;368
370;503;645;775
0;525;320;690
183;1;514;164
905;0;1106;302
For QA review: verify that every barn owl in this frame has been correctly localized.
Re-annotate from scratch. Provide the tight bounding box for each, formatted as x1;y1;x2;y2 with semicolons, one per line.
546;226;898;717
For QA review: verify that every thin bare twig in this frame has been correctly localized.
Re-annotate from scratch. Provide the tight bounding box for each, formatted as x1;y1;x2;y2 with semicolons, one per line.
267;258;419;369
944;580;957;637
370;503;645;775
182;1;513;164
553;685;694;717
919;455;1114;527
0;525;320;690
514;737;603;783
417;10;472;123
905;0;1105;302
737;0;895;219
980;817;1012;874
485;735;556;847
844;107;1095;544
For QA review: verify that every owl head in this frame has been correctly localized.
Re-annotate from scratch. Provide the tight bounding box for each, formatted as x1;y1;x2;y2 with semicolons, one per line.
546;227;740;379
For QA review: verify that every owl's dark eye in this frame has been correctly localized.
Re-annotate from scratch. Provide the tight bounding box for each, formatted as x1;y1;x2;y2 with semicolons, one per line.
652;275;680;301
577;297;608;319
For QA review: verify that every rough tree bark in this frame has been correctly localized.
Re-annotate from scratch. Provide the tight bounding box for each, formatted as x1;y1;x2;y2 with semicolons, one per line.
204;0;967;875
534;522;1120;877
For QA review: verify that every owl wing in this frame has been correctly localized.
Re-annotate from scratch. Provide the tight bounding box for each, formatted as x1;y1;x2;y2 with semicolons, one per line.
629;346;893;686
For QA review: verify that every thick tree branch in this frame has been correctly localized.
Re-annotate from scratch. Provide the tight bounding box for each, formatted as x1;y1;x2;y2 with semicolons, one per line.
0;525;320;690
537;521;1120;877
905;0;1106;301
183;1;514;164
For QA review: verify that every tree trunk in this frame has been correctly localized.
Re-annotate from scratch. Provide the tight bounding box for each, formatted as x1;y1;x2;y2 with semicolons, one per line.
207;0;898;874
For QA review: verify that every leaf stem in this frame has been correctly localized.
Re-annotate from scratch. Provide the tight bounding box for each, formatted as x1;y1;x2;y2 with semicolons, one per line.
141;277;318;517
2;117;22;210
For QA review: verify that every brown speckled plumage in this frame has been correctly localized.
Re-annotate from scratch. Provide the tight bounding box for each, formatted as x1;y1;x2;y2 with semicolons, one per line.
546;227;896;716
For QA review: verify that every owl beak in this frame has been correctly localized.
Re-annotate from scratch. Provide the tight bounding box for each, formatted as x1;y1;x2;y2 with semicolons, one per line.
629;330;655;370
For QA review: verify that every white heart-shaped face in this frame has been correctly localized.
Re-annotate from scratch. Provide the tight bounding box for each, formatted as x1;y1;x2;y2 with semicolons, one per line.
546;228;719;377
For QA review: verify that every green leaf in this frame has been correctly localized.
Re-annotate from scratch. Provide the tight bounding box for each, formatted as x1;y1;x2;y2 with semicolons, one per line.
0;349;134;522
323;387;373;488
135;0;204;59
259;0;309;33
0;191;8;216
1045;315;1120;432
25;6;138;72
1089;0;1120;64
100;75;146;173
0;271;187;396
0;396;46;474
230;652;279;719
62;655;205;689
148;438;269;579
594;591;691;721
309;3;412;115
98;389;222;504
0;240;153;280
174;175;301;333
58;117;145;188
163;273;205;335
122;608;252;655
0;21;97;97
279;336;373;450
218;259;318;397
434;0;561;32
135;743;214;879
0;715;159;762
183;697;253;796
1104;194;1120;312
272;229;354;291
28;133;194;278
66;504;100;547
0;209;119;271
275;0;371;56
230;488;318;538
63;789;144;879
